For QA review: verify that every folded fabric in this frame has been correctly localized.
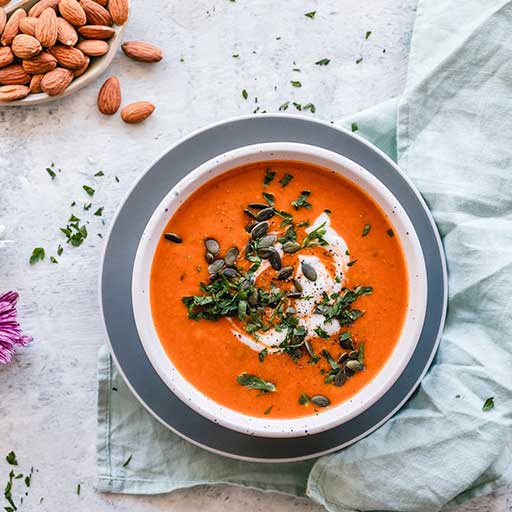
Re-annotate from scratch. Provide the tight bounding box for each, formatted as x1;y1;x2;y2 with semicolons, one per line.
97;0;512;509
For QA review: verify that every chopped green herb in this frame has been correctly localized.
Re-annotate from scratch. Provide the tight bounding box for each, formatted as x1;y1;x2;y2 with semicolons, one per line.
84;203;92;211
362;224;371;236
298;393;310;405
279;101;289;111
302;221;328;248
76;483;81;495
29;247;45;265
482;397;495;412
69;214;80;222
290;80;302;88
258;348;268;363
242;89;248;100
351;122;359;132
358;342;365;364
263;405;273;415
291;190;312;210
70;201;76;207
232;54;239;58
324;209;331;215
94;170;104;177
347;259;357;267
314;326;330;339
279;173;293;187
237;373;276;392
94;207;103;217
365;31;372;39
115;176;120;183
60;218;88;247
5;452;17;466
303;103;316;113
304;10;316;18
321;349;339;370
386;228;394;237
82;185;95;197
50;256;58;264
356;57;363;64
315;58;330;66
263;169;276;187
293;102;302;111
46;167;56;180
57;244;63;256
122;455;132;467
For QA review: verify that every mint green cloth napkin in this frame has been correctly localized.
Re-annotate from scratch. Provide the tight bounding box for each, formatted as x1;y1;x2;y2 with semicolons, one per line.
97;0;512;509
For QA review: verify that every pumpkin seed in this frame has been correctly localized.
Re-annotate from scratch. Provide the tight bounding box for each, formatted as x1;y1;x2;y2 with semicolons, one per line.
344;366;355;377
340;337;354;350
258;248;274;259
305;340;316;359
256;207;275;221
164;232;182;243
244;242;254;256
245;221;257;233
251;221;269;240
337;352;348;364
346;359;364;372
293;278;303;292
333;371;347;387
282;241;301;253
348;350;359;360
208;259;225;275
301;261;317;281
222;267;239;278
244;208;257;219
277;266;293;280
259;234;277;248
311;395;330;407
248;202;268;210
268;248;282;270
224;247;239;266
287;292;302;299
204;238;220;255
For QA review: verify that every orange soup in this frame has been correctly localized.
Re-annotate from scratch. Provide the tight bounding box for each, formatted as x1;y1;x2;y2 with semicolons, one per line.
150;161;408;418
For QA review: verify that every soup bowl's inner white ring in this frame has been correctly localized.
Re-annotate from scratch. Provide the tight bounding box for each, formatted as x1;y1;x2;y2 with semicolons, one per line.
132;142;427;438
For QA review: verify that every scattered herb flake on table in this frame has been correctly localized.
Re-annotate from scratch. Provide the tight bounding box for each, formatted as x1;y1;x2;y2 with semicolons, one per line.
29;247;45;265
82;185;95;197
365;31;372;39
304;10;316;18
122;454;133;467
351;122;359;132
356;57;363;64
242;89;248;100
94;207;104;217
315;58;330;66
290;80;302;88
279;101;289;111
94;170;104;177
5;452;17;466
46;167;56;180
482;396;495;412
303;103;316;113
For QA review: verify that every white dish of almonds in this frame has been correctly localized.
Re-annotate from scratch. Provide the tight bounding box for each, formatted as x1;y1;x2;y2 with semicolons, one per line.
0;0;128;106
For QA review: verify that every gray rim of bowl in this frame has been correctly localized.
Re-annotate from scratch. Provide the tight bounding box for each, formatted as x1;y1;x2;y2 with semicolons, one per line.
99;113;448;462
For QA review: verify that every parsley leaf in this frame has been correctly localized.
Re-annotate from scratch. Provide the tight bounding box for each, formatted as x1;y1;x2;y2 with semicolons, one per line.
242;89;248;100
263;169;276;187
482;397;495;412
290;80;302;88
29;247;45;265
304;10;316;18
5;452;17;466
237;373;276;392
351;122;359;132
279;174;293;187
82;185;95;197
291;190;312;210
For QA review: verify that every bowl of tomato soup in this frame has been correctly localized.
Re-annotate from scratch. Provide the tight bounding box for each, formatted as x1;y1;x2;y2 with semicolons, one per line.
132;142;427;437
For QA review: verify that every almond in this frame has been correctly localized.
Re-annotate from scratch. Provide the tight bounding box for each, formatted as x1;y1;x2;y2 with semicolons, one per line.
0;64;30;85
12;34;42;59
79;0;112;26
0;84;30;101
1;9;26;46
97;75;120;114
72;54;89;76
36;8;58;47
19;16;38;36
40;66;73;95
58;0;86;26
22;51;57;73
29;73;44;93
91;0;107;6
0;1;7;8
29;0;59;18
0;7;7;37
49;45;84;69
56;17;77;45
121;41;163;63
77;24;114;39
108;0;128;25
121;101;155;124
76;38;108;56
0;46;13;68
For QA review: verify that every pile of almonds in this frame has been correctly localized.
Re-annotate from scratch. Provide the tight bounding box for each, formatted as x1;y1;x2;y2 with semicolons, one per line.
0;0;163;123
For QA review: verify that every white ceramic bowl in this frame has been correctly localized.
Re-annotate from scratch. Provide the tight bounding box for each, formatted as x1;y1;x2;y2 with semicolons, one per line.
132;142;428;438
1;0;127;107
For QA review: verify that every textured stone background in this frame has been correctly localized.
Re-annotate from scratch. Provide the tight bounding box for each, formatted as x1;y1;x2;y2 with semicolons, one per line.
0;0;510;509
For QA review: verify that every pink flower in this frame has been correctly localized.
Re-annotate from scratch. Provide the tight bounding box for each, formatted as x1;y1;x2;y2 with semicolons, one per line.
0;291;32;365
